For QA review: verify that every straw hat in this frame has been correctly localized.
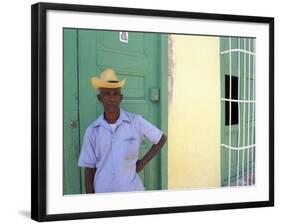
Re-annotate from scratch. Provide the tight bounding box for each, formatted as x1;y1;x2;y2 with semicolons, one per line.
91;69;125;89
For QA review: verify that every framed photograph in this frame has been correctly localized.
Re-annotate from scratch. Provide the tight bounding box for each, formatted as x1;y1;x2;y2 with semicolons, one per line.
31;2;274;222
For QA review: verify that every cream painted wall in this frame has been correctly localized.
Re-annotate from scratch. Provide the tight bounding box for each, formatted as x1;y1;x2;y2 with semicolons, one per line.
168;35;221;189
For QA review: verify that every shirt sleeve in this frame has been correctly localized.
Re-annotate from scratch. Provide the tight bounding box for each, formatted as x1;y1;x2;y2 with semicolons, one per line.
78;127;97;168
138;115;163;145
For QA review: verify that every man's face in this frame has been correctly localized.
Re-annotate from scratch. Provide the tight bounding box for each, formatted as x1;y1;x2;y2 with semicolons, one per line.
98;88;123;113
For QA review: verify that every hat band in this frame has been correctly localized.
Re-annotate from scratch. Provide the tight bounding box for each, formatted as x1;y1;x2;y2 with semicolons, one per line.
108;80;119;83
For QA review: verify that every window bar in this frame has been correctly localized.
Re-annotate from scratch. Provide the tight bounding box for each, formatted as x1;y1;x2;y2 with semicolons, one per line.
242;38;246;186
220;49;255;55
247;39;251;186
236;38;241;186
251;39;256;185
221;144;255;150
228;37;232;186
221;98;255;103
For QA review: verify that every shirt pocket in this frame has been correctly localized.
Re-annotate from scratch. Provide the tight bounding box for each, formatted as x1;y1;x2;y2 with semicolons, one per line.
122;136;139;161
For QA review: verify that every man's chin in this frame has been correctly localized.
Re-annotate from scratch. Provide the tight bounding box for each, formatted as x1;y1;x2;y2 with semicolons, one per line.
106;107;120;113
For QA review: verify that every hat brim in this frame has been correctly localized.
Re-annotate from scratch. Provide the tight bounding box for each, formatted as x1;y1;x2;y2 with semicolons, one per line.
91;77;125;89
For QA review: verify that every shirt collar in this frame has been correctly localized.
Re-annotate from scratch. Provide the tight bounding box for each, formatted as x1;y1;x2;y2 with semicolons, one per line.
92;109;130;128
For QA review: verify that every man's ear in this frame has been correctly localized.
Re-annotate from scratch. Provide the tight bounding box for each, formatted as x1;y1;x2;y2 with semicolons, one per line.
97;94;101;102
120;94;123;101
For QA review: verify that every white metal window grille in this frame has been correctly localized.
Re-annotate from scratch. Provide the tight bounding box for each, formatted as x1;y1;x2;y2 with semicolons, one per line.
220;37;255;187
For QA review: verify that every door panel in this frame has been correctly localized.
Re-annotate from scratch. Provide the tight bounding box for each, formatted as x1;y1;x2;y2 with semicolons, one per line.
97;31;148;70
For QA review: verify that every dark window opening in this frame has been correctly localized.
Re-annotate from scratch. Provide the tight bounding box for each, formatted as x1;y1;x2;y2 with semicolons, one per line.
225;75;239;125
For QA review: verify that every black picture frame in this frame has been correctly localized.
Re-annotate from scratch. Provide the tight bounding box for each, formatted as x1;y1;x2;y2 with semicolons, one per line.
31;2;274;222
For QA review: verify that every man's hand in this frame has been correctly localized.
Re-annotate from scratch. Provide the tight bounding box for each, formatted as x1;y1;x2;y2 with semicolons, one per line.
136;160;145;173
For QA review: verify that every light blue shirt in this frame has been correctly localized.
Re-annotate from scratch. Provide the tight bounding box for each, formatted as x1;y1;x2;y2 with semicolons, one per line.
78;109;163;193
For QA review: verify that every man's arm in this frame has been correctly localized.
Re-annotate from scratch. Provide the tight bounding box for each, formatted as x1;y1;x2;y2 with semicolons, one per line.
85;167;96;193
136;134;167;173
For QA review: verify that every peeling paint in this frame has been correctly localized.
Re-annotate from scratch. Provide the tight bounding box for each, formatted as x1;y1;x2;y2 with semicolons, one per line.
168;35;175;110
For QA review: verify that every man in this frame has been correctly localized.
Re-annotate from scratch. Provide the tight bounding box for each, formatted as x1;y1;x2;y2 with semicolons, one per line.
78;69;167;193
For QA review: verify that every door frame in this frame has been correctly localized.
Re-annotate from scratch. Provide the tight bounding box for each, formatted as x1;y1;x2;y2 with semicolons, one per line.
159;35;168;189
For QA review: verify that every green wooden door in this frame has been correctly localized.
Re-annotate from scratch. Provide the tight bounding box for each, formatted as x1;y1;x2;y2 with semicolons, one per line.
64;29;168;194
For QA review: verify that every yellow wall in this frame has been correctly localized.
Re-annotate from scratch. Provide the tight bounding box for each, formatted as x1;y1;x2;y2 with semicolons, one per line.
168;35;221;189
